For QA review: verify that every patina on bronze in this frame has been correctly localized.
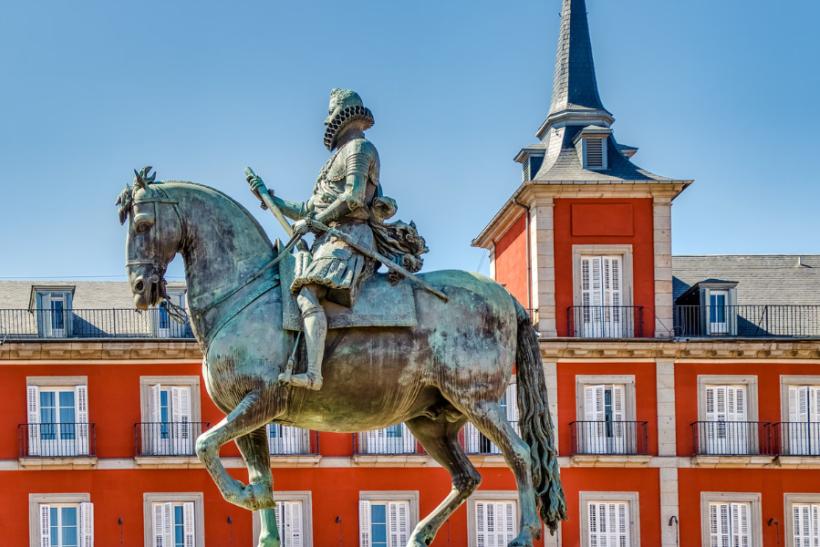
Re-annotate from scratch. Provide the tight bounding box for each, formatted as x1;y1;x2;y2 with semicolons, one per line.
117;91;565;547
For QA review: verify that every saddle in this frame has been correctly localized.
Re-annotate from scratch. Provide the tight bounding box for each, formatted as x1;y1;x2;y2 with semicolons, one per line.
279;249;417;332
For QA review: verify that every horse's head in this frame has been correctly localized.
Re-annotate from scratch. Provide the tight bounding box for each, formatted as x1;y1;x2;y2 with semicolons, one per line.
117;166;184;310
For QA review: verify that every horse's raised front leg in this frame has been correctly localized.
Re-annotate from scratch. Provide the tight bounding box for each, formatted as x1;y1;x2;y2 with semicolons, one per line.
237;427;279;547
195;390;275;511
404;414;481;547
460;402;541;547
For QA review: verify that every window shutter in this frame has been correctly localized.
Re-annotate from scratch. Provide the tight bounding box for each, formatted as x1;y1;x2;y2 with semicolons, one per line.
151;384;162;423
39;504;50;547
359;500;371;547
283;501;304;547
153;503;164;547
475;502;488;547
503;502;516;544
791;503;820;546
465;423;480;454
789;386;807;423
387;501;410;547
183;502;195;547
588;501;629;547
80;502;94;547
401;424;416;453
27;385;41;456
611;385;627;450
163;503;173;547
585;138;605;169
75;385;89;455
505;381;519;424
172;387;192;454
810;387;820;423
730;503;750;547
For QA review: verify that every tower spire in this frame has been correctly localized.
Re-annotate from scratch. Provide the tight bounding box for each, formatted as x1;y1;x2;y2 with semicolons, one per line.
539;0;612;138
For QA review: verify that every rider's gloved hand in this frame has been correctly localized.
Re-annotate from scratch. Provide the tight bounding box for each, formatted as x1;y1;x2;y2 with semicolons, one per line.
292;218;311;236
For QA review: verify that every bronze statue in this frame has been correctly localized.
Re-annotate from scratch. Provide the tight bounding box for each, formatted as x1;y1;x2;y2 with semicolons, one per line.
117;90;565;547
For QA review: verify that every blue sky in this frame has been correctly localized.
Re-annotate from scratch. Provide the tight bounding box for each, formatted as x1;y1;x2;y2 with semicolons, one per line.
1;0;819;280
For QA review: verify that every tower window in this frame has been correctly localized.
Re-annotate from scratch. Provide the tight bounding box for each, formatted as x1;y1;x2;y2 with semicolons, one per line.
584;138;606;170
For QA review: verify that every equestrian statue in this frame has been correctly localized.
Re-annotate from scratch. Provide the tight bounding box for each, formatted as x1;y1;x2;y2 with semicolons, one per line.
117;89;565;547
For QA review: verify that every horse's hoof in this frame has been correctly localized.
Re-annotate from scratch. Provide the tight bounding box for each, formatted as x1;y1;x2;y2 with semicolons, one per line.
507;532;535;547
257;535;280;547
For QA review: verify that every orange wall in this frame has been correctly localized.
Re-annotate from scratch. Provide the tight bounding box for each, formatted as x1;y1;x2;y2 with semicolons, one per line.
493;213;529;308
557;362;658;455
559;468;661;547
553;198;655;337
0;363;240;459
678;468;820;547
674;362;820;455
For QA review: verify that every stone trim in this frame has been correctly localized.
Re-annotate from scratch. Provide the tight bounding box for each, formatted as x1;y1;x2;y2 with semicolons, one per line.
26;375;87;387
544;361;559;454
530;197;556;336
466;490;519;546
656;360;677;456
1;341;202;361
659;467;680;547
252;491;314;547
29;492;91;547
143;492;205;547
700;492;762;547
654;197;674;338
578;491;640;547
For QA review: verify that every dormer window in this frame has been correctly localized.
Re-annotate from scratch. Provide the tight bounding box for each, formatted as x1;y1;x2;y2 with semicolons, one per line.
573;125;612;171
515;146;547;182
31;287;75;338
524;154;544;181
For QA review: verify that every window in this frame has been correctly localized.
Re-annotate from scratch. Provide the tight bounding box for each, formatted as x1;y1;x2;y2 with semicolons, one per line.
785;494;820;547
701;493;761;547
252;492;313;547
28;494;93;547
709;290;729;334
579;492;639;547
464;380;518;455
139;378;200;457
359;492;418;547
35;290;73;338
26;378;89;457
782;380;820;456
268;424;310;455
359;424;417;455
697;376;759;456
584;138;606;170
572;246;634;339
575;376;636;455
154;289;187;338
467;493;518;547
143;493;204;547
523;154;544;180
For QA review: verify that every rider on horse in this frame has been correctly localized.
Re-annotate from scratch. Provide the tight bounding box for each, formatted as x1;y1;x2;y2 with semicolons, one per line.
250;89;382;391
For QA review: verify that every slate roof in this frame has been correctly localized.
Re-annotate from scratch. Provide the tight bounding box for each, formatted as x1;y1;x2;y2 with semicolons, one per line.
0;280;184;309
549;0;610;116
673;255;820;305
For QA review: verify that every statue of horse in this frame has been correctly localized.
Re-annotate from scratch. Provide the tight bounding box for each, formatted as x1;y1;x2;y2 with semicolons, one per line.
117;169;565;547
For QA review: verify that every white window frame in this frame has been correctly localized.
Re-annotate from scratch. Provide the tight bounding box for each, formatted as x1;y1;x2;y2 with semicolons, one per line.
572;245;634;338
464;377;518;455
579;491;639;547
784;493;820;547
268;423;311;455
697;376;759;455
252;491;313;547
26;376;90;457
575;375;636;454
139;377;201;457
780;376;820;456
359;491;419;547
700;492;762;547
142;492;205;547
708;289;730;335
467;491;519;547
29;493;93;547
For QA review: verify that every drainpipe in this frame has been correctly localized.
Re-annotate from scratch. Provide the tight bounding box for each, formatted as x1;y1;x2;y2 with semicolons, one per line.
513;198;533;319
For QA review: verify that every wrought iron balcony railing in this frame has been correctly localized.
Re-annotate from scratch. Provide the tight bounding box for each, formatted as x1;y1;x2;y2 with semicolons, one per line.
770;422;820;456
570;421;649;456
354;426;423;456
691;421;768;456
18;423;95;458
134;422;209;457
268;425;320;456
566;306;644;338
0;308;194;340
674;305;820;338
462;421;520;455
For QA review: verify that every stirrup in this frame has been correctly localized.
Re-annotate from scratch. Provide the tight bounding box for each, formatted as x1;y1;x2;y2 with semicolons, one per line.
280;372;323;391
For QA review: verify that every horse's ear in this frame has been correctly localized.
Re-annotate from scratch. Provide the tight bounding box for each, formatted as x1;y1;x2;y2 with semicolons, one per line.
133;165;156;189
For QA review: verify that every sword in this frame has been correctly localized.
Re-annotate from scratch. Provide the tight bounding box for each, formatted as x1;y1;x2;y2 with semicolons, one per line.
308;218;449;303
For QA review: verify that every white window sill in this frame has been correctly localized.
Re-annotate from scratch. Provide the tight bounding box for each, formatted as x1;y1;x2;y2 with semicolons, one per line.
269;454;322;467
352;454;433;467
570;455;652;467
19;456;97;469
691;455;774;468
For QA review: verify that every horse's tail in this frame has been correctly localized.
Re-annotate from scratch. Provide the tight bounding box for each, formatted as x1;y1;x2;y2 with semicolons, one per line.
514;300;567;534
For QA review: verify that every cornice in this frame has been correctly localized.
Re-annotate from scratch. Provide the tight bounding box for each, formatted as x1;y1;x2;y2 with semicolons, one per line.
0;340;203;361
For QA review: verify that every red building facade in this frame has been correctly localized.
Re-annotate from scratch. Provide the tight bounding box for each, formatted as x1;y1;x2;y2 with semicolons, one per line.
2;1;820;546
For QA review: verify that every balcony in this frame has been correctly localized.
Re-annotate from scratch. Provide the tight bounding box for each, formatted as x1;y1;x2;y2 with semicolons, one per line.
134;422;209;459
674;304;820;338
566;306;644;338
462;421;520;456
18;423;96;466
268;425;320;465
770;422;820;457
353;426;424;465
570;421;649;456
0;308;194;340
691;421;768;457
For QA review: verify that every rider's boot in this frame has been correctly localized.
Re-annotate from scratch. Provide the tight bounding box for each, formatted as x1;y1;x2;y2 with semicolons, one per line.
282;289;326;390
